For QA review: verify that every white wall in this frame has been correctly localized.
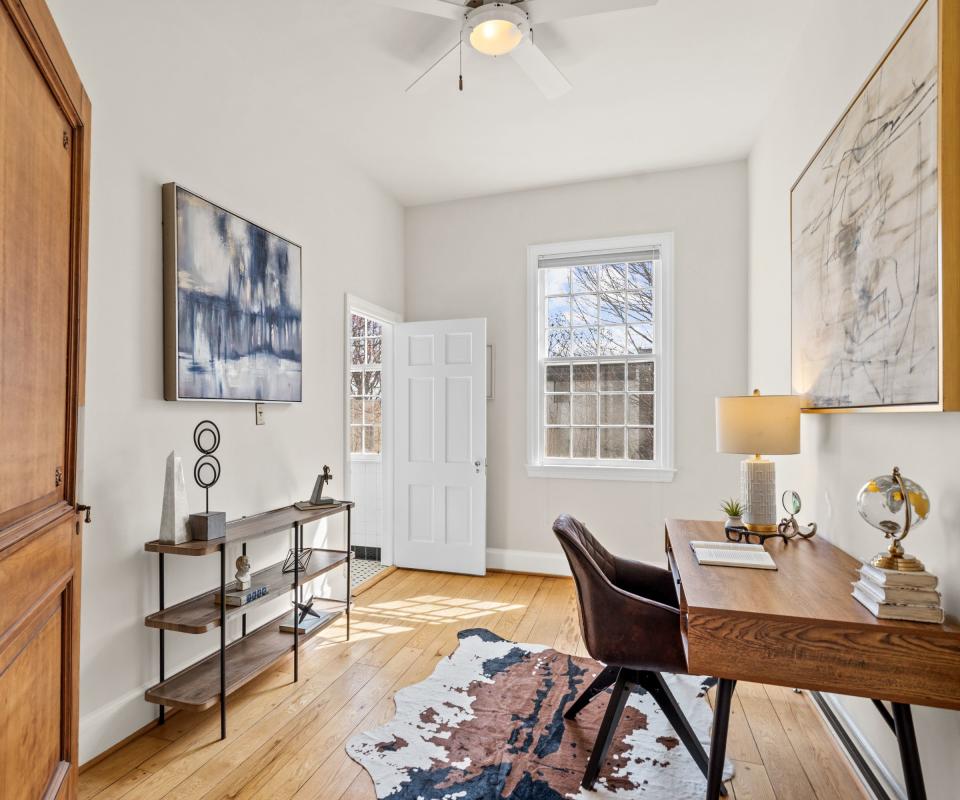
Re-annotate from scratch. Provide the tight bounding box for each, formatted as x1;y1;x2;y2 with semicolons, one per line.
405;163;749;568
47;0;405;764
748;1;960;796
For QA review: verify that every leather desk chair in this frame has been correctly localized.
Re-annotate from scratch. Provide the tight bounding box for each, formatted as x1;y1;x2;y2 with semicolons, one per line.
553;514;723;794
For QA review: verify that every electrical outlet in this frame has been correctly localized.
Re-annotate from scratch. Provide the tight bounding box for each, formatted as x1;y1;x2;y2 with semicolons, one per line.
255;403;265;425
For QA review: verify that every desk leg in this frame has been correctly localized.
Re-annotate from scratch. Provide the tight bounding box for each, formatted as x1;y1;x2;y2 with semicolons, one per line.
892;703;926;800
706;678;735;800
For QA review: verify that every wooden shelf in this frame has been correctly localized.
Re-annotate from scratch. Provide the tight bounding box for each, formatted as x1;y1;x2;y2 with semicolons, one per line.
144;502;354;556
144;606;345;712
144;550;349;634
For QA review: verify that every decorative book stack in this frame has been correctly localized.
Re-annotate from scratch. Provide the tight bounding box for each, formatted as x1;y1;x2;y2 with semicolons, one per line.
852;563;943;623
213;585;269;607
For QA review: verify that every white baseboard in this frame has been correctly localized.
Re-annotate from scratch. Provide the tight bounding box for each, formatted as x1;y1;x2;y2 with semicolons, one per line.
486;548;571;576
815;692;906;800
79;683;155;766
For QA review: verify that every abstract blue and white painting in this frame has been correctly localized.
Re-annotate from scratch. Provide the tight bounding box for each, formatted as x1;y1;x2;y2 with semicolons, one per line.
172;186;302;402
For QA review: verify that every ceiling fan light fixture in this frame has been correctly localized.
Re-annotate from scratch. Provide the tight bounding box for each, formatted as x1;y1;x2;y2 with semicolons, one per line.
465;4;529;57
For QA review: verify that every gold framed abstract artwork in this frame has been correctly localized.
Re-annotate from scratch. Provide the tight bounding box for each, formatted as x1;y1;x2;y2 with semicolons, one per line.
791;0;960;412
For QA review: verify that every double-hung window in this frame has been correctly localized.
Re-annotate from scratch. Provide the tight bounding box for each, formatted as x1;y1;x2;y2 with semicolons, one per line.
526;234;675;481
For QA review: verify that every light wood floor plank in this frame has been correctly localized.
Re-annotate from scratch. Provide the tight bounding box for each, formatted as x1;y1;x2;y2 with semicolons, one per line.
80;568;871;800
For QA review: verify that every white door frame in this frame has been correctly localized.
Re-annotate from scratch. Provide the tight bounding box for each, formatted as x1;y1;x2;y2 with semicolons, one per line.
343;294;403;566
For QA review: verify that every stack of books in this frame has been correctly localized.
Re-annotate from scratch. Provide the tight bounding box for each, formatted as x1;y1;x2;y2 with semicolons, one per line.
213;584;269;607
852;563;943;623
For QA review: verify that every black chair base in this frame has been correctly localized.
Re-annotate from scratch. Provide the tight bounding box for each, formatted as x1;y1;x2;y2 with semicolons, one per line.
566;666;726;796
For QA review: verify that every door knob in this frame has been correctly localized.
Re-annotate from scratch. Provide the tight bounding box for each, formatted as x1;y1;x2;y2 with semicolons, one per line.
77;504;92;524
474;460;482;474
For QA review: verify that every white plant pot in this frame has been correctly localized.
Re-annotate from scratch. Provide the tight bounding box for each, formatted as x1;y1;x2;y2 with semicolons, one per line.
725;515;743;528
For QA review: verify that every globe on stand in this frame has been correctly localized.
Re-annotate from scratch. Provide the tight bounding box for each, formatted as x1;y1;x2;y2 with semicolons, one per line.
857;466;930;572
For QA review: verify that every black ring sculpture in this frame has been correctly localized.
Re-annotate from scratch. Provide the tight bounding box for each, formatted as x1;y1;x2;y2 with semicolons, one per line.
192;420;221;513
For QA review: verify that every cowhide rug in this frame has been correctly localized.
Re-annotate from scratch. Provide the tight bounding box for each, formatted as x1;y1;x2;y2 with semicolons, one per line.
346;629;734;799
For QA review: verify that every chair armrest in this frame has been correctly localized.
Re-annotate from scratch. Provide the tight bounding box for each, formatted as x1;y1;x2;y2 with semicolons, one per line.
613;556;679;609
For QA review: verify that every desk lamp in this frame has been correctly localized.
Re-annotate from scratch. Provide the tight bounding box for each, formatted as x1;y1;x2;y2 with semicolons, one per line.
715;390;803;532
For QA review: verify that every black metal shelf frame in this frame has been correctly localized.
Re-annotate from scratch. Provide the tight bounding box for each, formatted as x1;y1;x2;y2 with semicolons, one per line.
153;504;352;739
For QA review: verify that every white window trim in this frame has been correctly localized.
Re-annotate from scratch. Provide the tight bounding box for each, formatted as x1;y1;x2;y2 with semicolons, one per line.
525;233;676;482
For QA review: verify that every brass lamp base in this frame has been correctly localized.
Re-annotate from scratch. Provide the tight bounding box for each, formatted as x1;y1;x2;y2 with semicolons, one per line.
871;552;926;572
745;522;779;533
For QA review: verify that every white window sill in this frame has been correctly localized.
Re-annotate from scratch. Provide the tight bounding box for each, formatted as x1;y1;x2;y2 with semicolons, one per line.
350;453;383;464
525;464;677;483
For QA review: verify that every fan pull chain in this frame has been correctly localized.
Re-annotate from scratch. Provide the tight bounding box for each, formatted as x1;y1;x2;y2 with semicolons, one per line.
459;40;464;92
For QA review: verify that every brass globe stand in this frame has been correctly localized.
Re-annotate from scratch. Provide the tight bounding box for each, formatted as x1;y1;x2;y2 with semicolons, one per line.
870;467;926;573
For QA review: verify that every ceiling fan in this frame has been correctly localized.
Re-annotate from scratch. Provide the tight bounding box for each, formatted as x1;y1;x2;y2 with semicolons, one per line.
369;0;659;98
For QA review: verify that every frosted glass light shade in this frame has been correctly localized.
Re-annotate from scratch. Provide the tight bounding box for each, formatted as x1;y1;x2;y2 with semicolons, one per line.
470;19;523;56
715;393;803;455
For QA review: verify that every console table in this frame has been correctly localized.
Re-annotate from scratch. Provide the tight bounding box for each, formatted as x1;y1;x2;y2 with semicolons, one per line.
144;501;353;739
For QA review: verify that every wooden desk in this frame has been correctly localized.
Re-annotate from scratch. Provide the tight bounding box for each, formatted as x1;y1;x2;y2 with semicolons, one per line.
665;519;960;800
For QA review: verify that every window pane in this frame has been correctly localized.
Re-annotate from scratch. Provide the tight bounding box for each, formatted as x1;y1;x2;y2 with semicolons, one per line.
547;329;571;357
367;318;382;336
364;370;381;396
626;290;653;324
572;327;599;357
599;292;625;324
598;363;624;392
367;338;382;365
350;371;363;396
602;263;627;290
364;398;382;426
600;428;624;458
628;394;654;425
599;326;626;355
572;395;597;425
627;324;654;354
545;427;570;458
351;340;365;365
573;428;597;458
350;398;363;424
351;314;365;338
361;425;375;453
545;395;570;425
571;294;598;326
544;267;570;295
546;296;570;328
572;363;597;392
628;261;653;290
545;364;571;392
600;394;625;425
571;265;598;294
628;427;654;460
366;425;382;454
627;362;654;391
350;425;363;453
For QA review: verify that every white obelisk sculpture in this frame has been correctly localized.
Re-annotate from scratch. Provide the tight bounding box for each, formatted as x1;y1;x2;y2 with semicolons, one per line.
159;450;191;544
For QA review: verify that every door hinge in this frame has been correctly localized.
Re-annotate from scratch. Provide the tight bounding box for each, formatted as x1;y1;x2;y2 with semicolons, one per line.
77;504;92;524
55;466;63;487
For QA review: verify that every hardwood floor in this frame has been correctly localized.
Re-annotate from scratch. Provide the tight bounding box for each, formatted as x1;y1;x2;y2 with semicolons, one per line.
79;569;870;800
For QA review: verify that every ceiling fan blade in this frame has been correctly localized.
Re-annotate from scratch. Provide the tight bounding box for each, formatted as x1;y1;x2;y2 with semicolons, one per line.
519;0;657;25
373;0;468;22
511;38;571;99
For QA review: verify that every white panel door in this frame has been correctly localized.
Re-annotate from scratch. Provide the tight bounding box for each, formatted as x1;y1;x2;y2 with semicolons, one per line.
394;319;487;575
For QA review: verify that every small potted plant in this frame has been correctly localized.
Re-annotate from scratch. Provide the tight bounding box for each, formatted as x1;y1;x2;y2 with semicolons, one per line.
721;498;745;528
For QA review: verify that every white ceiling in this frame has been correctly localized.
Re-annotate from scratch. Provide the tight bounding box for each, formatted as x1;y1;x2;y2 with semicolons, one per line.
316;0;821;205
53;0;824;206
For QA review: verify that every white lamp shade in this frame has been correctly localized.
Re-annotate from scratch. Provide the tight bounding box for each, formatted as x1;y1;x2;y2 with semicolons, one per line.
715;394;803;455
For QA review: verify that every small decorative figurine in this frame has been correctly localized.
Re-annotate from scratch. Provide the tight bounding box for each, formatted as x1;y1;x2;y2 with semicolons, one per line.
777;490;817;541
857;466;930;572
309;465;335;505
188;420;227;541
235;554;252;590
159;450;191;544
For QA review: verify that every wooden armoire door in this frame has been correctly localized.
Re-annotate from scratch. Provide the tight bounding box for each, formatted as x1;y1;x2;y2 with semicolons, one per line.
0;0;90;798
